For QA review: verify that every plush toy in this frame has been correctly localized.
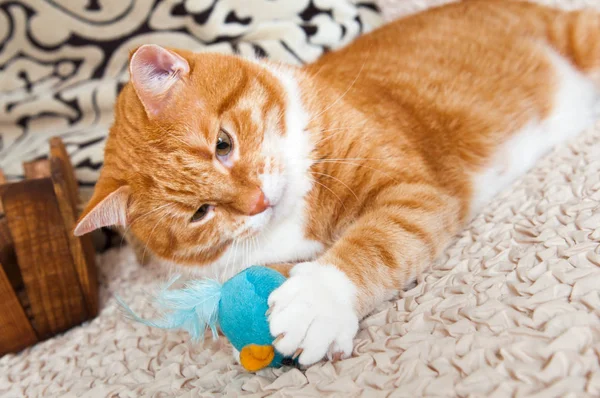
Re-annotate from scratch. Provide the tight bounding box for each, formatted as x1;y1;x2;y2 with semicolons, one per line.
118;266;293;372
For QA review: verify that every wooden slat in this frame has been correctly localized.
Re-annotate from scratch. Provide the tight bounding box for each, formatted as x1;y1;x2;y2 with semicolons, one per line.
0;261;38;355
0;169;5;214
0;179;88;338
23;159;51;180
49;138;79;213
0;217;21;291
50;157;99;317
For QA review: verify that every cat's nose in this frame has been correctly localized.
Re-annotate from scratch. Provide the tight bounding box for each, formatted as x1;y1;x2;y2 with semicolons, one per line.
249;189;270;216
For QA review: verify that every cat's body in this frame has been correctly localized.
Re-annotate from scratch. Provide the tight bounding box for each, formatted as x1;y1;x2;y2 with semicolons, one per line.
76;0;600;366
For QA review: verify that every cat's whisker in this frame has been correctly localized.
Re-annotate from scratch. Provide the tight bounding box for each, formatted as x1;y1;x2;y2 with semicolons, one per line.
250;236;256;265
312;160;399;183
313;127;366;146
227;239;240;282
239;239;245;272
318;127;355;134
221;238;235;281
313;124;392;147
311;179;347;211
253;236;260;265
247;238;251;267
141;211;173;264
307;57;367;125
169;134;192;148
222;239;236;282
222;241;231;281
307;64;325;80
119;203;176;247
233;239;242;279
243;239;248;269
310;171;359;201
246;235;254;266
247;237;253;265
244;237;251;267
314;157;392;161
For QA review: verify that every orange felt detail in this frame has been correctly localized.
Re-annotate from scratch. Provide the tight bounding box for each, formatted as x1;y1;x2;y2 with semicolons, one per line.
239;344;275;372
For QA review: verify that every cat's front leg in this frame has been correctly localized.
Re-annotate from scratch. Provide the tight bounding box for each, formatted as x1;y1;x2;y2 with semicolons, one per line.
268;186;462;366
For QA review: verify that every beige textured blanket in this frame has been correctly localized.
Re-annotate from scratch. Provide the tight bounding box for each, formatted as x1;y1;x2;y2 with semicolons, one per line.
2;1;600;396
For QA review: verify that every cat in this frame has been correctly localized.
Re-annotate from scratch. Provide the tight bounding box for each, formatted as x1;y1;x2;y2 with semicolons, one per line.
74;0;600;367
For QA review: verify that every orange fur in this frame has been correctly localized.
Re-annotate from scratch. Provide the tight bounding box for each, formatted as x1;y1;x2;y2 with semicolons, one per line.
78;1;600;321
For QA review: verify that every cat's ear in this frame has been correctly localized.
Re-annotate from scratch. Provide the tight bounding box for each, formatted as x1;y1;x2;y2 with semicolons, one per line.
129;44;190;116
74;181;131;236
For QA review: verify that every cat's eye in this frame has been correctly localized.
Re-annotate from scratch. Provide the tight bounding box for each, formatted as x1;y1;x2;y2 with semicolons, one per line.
216;129;233;158
191;204;211;223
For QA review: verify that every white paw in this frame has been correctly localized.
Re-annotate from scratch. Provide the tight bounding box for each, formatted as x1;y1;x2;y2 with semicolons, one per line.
267;262;359;366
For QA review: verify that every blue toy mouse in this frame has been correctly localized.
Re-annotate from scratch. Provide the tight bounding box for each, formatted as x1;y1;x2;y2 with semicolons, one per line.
118;266;292;371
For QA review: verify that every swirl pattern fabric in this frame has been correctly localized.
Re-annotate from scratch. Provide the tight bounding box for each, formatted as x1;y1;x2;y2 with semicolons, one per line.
0;0;381;193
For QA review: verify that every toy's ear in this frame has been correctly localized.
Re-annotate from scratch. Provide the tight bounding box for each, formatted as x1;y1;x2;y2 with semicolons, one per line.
129;44;190;117
74;180;130;236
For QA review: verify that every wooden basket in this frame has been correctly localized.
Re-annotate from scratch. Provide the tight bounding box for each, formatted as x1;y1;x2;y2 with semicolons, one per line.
0;137;98;355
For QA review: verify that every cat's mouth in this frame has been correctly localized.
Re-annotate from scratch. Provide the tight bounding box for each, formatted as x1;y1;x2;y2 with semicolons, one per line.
236;207;275;239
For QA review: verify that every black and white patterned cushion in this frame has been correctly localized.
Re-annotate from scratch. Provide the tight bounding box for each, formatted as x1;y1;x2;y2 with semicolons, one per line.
0;0;382;197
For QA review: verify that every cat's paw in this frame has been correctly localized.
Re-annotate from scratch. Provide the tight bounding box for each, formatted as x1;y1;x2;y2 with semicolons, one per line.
267;262;359;366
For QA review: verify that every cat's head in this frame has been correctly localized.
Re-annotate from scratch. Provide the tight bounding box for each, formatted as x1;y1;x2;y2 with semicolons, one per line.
74;45;312;265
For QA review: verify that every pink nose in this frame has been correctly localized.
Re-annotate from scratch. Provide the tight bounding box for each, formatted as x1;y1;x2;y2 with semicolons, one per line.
249;189;270;216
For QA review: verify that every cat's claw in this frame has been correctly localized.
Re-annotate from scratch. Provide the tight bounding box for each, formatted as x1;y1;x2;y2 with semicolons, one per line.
327;337;353;362
329;351;344;363
292;348;303;360
268;261;358;366
272;333;285;345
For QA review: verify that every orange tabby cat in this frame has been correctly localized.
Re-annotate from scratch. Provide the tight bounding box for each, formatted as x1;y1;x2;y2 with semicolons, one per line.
75;0;600;366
